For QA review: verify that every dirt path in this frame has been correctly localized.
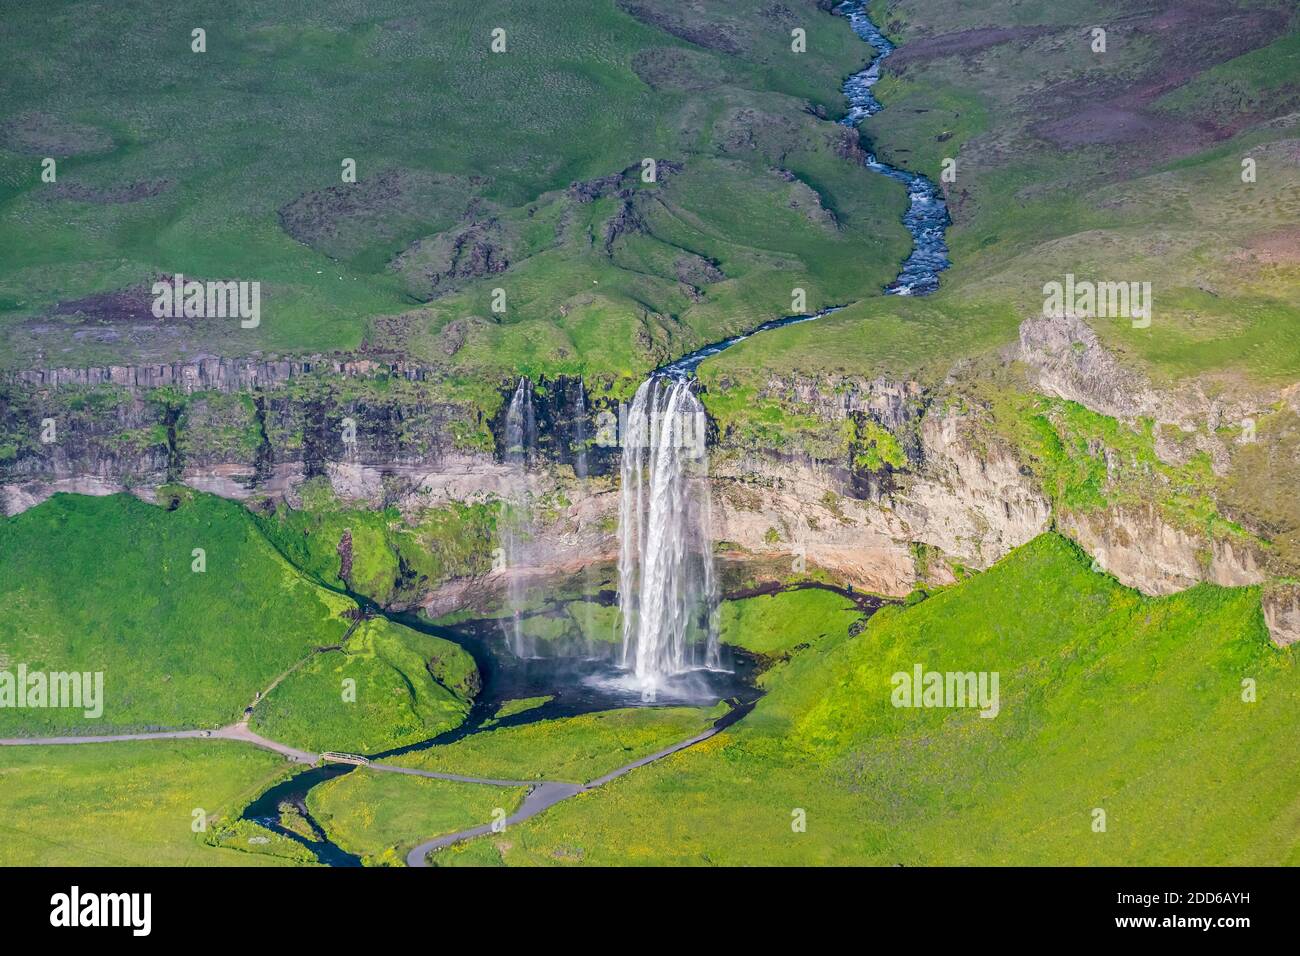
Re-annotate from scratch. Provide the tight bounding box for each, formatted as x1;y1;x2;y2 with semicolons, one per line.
0;712;738;868
403;714;734;867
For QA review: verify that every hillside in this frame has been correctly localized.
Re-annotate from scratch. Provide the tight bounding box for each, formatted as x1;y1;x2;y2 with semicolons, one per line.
436;534;1299;865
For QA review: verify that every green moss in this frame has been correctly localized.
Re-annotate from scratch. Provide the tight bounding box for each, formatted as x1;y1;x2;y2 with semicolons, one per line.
0;492;355;735
256;488;498;607
249;617;477;754
451;533;1296;865
719;588;862;657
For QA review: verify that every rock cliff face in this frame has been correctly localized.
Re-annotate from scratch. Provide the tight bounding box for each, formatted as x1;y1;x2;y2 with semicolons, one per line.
3;313;1296;646
1059;506;1263;595
1017;312;1272;474
1262;586;1300;647
1014;314;1292;629
709;378;1050;594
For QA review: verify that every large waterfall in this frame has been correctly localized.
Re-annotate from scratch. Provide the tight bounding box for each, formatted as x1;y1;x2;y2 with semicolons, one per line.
617;376;721;687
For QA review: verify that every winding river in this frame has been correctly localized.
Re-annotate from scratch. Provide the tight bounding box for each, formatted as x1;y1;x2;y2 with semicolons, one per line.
839;0;951;295
660;2;949;380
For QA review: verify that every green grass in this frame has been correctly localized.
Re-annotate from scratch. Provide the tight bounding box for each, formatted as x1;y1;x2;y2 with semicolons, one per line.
703;0;1300;392
249;617;477;754
718;587;863;656
255;478;499;607
307;769;524;866
0;740;306;865
435;533;1298;865
0;492;356;735
388;704;726;784
0;0;909;376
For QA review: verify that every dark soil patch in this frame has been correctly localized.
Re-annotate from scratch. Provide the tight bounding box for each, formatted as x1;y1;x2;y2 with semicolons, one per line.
617;1;744;56
278;168;482;261
50;285;159;323
390;217;512;299
1030;1;1292;159
47;179;172;205
0;112;114;157
631;47;727;92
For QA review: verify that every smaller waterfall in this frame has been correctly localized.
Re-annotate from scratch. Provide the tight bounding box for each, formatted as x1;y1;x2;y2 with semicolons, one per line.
501;377;536;658
617;376;720;688
572;379;590;481
504;377;536;465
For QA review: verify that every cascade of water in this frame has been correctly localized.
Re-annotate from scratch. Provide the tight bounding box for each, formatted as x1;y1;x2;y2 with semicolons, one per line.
504;377;536;465
572;379;589;481
501;377;536;658
617;376;720;687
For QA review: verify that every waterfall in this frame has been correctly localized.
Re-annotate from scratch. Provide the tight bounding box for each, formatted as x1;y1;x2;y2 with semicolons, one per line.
501;377;536;658
572;379;589;480
617;375;720;687
504;377;536;465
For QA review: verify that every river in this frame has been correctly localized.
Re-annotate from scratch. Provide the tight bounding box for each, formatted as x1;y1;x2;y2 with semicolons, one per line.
240;0;943;866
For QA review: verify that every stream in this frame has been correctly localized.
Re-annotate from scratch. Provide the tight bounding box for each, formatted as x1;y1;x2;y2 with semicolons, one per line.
239;1;943;867
657;2;949;380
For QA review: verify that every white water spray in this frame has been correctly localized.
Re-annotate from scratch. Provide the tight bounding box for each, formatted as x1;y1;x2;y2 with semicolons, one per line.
617;376;720;686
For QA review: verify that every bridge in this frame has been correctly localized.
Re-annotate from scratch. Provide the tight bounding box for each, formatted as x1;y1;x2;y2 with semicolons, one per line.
320;752;371;766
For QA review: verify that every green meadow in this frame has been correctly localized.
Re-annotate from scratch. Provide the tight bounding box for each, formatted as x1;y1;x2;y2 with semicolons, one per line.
0;0;908;379
307;769;525;866
0;740;304;866
0;492;354;735
248;616;477;754
387;704;727;785
0;491;477;747
435;534;1298;866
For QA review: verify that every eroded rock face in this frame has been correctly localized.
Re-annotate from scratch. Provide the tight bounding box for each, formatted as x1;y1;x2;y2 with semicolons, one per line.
894;413;1052;569
708;381;1050;596
1018;312;1159;422
1060;505;1265;596
710;450;917;595
1262;587;1300;647
1016;313;1263;474
4;334;1297;646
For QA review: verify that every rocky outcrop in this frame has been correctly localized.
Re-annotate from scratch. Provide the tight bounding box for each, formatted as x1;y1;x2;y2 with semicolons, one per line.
894;413;1052;569
1262;586;1300;647
1017;313;1263;474
710;376;1050;595
1059;505;1264;595
5;331;1297;646
2;355;439;394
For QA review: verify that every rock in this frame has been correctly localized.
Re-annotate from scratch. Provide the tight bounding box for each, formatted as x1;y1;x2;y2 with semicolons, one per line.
1262;586;1300;647
1059;505;1264;594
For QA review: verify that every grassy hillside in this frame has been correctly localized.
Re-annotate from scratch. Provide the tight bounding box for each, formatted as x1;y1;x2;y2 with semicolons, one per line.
708;0;1300;389
255;478;499;608
0;740;306;865
249;616;477;754
0;0;908;378
0;490;477;741
434;533;1298;865
0;491;354;734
